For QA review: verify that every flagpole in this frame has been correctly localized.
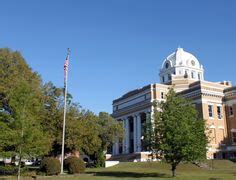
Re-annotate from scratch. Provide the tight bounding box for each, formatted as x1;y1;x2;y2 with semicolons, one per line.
61;48;70;174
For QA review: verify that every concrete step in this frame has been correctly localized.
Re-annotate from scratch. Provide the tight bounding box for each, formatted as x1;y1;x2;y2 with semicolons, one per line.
108;153;141;162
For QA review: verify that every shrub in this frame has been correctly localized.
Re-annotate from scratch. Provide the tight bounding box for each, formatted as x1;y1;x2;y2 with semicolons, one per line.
0;165;18;175
40;157;60;175
94;149;105;167
64;156;85;174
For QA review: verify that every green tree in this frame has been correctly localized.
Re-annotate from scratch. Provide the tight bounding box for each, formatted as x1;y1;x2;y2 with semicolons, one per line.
98;112;124;151
0;49;50;179
40;82;64;155
40;81;73;156
2;82;50;179
65;108;102;155
93;112;123;167
152;88;208;177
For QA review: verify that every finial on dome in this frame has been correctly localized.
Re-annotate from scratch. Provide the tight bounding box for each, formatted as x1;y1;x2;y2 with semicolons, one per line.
177;46;183;51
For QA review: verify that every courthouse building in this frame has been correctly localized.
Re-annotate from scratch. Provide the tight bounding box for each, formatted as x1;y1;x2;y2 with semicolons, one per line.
112;48;236;160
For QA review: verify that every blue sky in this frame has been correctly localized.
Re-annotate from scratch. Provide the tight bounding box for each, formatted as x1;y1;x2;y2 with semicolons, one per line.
0;0;236;114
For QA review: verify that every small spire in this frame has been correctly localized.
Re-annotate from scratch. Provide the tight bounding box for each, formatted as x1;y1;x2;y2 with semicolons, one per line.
177;46;183;51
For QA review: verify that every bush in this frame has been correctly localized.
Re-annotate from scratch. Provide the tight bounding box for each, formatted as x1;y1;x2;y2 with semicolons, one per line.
64;156;85;174
0;165;18;175
40;157;60;175
94;149;105;167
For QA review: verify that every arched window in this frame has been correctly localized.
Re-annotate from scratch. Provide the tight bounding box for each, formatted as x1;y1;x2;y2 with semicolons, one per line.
184;69;189;78
191;71;195;79
198;73;201;80
165;62;169;69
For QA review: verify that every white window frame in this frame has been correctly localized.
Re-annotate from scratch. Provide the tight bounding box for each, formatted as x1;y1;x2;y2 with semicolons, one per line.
208;104;214;119
217;105;223;120
161;92;164;99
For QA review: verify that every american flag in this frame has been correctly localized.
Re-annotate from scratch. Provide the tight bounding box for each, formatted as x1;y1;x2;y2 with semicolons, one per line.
64;48;70;87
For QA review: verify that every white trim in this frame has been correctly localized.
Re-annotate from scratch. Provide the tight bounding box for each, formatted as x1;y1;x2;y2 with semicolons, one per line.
207;147;220;152
207;104;214;119
113;88;151;106
208;102;214;106
209;125;216;129
216;105;223;120
218;126;224;129
230;129;236;132
225;99;236;105
201;89;224;97
201;99;223;104
114;108;152;120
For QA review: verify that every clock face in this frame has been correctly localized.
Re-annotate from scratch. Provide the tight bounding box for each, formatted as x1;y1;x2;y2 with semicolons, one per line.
165;62;169;69
191;60;195;66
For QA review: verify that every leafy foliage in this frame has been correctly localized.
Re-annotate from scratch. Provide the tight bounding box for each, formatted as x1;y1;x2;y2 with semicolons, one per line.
0;48;124;175
98;112;124;150
64;156;85;174
0;49;50;157
93;149;105;167
40;157;61;175
152;88;208;177
0;165;18;175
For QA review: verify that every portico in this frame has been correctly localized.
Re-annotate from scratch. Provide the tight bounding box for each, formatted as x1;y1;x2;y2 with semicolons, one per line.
112;111;150;155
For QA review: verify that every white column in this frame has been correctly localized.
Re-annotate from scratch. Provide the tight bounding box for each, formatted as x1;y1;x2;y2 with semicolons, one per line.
113;139;119;155
115;138;119;155
112;143;116;155
133;115;137;152
137;114;142;152
122;119;125;154
125;118;130;153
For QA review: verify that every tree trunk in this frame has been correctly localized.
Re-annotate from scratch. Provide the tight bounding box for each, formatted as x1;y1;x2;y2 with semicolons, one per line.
171;164;176;177
17;155;21;180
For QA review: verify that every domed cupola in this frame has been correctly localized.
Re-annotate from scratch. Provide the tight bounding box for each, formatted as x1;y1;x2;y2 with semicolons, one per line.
159;47;204;84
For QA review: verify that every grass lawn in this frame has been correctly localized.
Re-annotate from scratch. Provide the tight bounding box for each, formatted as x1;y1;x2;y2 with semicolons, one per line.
1;160;236;179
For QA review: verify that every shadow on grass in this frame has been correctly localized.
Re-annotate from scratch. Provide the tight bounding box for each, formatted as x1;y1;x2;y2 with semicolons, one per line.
88;171;169;178
229;159;236;163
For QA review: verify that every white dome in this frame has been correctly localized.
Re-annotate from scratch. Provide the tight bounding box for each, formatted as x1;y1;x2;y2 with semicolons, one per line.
162;47;202;69
159;47;204;84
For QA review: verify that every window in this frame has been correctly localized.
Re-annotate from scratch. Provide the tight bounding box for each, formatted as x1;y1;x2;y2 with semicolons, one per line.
208;105;213;118
184;70;188;78
217;106;222;119
191;71;195;79
165;62;169;69
198;73;201;80
229;106;234;116
232;132;236;144
162;76;165;83
161;92;164;99
191;60;195;66
168;74;171;81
